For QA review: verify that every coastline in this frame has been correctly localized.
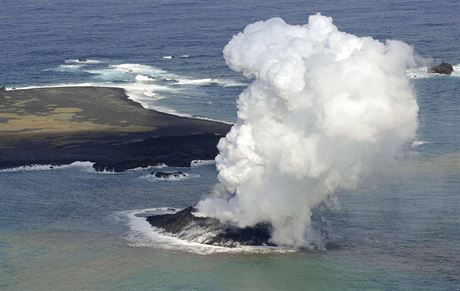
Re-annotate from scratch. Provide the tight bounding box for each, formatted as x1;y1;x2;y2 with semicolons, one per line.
0;86;231;172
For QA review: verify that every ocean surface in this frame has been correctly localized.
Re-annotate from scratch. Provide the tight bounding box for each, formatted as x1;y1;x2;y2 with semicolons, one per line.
1;0;459;290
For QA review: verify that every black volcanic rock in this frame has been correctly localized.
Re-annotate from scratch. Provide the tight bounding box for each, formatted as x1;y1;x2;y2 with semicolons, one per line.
428;62;454;75
152;171;186;179
146;206;274;247
148;206;210;234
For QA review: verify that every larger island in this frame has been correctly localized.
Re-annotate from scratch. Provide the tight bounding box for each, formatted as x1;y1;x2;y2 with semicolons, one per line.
0;87;231;171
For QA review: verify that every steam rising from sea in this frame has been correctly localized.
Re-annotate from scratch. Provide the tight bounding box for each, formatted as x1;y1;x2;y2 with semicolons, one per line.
197;14;419;248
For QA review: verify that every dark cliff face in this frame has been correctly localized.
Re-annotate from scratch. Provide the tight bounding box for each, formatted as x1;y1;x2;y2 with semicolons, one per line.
146;206;273;247
90;133;225;172
0;132;225;172
0;87;232;172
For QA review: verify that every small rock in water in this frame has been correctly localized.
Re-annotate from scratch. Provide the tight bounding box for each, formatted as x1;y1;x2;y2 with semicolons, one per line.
427;62;454;75
152;171;186;179
78;58;88;62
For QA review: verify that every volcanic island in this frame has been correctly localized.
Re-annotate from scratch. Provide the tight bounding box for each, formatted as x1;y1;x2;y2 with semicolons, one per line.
0;86;230;171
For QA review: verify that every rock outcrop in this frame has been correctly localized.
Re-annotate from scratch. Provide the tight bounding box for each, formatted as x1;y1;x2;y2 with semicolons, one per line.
146;206;273;247
428;62;454;75
152;171;187;179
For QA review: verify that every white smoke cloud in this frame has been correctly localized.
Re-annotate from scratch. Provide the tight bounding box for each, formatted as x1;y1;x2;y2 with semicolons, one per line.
196;13;419;247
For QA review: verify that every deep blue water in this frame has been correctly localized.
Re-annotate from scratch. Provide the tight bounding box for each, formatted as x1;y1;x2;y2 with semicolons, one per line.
1;0;460;122
1;0;459;290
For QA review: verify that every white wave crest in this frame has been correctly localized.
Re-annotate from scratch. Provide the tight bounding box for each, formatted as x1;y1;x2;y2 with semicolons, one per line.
0;161;95;173
175;78;246;87
65;59;103;64
54;64;84;71
190;160;216;167
127;164;168;172
110;64;173;78
135;74;156;82
18;60;244;120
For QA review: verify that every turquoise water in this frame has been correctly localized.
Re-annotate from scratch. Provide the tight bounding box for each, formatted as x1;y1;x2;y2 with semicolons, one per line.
0;159;460;290
1;156;458;290
1;0;460;290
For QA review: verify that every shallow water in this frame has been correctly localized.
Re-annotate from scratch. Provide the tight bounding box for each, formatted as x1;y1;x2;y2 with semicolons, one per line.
0;158;458;290
1;0;459;290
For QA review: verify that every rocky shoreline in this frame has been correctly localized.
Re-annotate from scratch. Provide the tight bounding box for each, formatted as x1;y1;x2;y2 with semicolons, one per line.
0;86;231;172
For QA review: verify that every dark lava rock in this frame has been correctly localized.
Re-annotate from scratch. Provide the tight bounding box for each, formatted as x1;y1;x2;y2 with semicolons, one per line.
78;58;88;62
428;62;454;75
147;206;274;247
152;171;186;179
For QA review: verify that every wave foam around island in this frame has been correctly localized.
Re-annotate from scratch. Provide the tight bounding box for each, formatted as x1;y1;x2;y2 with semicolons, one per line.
65;59;103;64
115;208;295;255
138;172;200;182
406;64;460;79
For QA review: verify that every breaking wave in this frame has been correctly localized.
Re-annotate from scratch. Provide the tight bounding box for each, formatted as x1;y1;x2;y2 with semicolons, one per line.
190;160;216;167
65;58;103;64
36;59;246;118
0;161;142;174
176;78;246;87
0;161;96;173
126;164;168;172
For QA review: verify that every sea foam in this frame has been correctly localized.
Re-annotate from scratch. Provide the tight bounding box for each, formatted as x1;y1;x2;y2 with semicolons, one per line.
115;208;295;255
138;172;200;182
190;160;217;167
406;64;460;79
0;161;95;173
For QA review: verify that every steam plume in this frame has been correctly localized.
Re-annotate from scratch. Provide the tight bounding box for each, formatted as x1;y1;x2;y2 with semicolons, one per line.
197;13;418;247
